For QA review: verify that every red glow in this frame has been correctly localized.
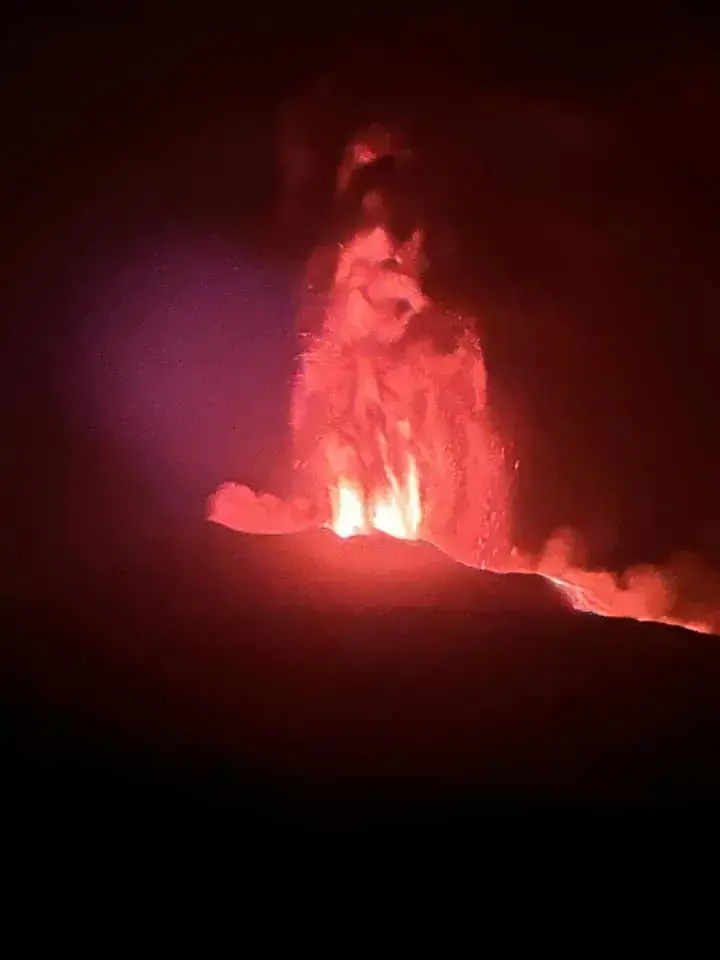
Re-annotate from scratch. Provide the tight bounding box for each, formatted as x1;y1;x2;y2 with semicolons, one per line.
209;126;719;638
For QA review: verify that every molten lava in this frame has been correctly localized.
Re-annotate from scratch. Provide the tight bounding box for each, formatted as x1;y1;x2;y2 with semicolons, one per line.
329;444;422;541
208;125;720;637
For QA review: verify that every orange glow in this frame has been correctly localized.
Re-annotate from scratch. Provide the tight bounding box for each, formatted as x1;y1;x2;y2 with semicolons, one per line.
328;447;422;541
208;124;720;638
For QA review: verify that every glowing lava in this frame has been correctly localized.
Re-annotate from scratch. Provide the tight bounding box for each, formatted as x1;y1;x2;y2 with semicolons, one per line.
329;448;422;541
208;122;720;637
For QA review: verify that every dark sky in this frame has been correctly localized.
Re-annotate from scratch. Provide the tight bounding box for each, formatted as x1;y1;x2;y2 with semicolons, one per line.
4;8;720;584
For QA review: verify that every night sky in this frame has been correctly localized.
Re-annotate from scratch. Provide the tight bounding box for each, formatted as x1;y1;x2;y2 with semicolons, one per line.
5;9;720;581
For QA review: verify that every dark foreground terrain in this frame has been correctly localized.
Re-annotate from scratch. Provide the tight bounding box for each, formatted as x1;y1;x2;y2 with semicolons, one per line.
4;528;720;950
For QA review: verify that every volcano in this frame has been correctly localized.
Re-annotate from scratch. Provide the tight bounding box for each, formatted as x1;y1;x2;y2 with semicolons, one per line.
209;124;719;636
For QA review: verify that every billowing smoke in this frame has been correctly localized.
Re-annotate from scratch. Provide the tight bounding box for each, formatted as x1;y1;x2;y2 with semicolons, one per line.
209;118;720;637
524;530;720;634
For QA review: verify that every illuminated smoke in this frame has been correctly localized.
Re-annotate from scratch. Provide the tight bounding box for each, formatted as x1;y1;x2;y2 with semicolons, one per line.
209;124;719;636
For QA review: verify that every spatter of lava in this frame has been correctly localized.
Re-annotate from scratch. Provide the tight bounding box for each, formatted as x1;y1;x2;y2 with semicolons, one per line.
209;128;719;637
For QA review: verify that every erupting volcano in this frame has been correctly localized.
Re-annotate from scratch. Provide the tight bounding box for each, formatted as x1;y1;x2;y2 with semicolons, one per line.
209;126;719;637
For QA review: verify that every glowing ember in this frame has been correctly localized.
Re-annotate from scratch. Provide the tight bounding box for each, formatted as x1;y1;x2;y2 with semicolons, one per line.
208;123;720;637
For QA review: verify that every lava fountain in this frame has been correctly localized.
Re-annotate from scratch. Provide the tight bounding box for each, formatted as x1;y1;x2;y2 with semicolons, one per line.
208;126;719;637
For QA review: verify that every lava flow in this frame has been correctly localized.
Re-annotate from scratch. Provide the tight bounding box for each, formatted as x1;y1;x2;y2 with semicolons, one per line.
208;126;719;637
